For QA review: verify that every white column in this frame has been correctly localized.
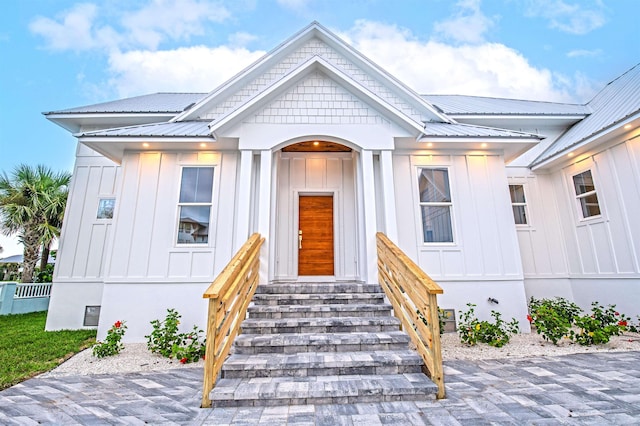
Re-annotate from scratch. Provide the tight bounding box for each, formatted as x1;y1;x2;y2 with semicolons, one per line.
360;149;378;283
379;150;398;242
234;150;254;252
257;150;273;283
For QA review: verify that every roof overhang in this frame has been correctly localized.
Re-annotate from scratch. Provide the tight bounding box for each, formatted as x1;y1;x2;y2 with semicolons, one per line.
409;136;541;163
78;136;216;164
45;112;178;133
532;112;640;171
451;115;586;130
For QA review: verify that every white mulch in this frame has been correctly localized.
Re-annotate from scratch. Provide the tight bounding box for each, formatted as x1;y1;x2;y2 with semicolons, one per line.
41;332;640;378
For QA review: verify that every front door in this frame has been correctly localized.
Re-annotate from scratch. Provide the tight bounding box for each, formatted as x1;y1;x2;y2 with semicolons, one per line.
298;195;334;276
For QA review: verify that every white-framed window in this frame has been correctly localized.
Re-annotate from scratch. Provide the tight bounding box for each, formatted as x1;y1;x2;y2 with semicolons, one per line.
177;167;214;244
508;185;528;225
572;170;601;219
417;168;453;243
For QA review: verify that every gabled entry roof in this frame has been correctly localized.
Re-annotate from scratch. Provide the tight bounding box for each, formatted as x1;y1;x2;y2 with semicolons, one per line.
172;22;452;127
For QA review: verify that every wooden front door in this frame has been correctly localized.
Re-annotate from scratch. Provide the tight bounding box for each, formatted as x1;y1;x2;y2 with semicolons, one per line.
298;195;334;276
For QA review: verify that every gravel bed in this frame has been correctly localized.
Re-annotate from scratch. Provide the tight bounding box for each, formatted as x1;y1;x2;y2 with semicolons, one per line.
41;332;640;378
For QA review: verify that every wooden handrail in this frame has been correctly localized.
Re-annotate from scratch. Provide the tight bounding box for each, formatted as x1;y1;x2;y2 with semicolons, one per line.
376;232;446;399
201;233;264;408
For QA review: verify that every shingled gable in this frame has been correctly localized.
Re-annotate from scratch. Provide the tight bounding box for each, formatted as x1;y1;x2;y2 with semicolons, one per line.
171;22;451;130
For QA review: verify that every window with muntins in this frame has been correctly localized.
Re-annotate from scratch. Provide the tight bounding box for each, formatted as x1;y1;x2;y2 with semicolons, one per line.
509;185;527;225
177;167;214;244
418;168;453;243
572;170;601;219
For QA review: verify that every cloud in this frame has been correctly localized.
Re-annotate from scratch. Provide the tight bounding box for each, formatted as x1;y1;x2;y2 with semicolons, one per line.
566;49;602;58
343;20;576;102
434;0;496;44
525;0;607;35
29;3;108;51
228;32;258;48
120;0;230;50
107;46;265;97
30;0;231;52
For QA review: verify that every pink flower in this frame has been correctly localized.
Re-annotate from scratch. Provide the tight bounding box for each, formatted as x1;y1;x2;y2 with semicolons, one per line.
615;312;620;316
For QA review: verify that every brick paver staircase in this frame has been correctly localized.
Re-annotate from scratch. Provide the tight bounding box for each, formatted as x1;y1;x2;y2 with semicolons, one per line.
209;282;437;407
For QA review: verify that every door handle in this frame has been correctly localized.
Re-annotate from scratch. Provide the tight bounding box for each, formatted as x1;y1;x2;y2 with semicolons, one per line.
298;230;302;249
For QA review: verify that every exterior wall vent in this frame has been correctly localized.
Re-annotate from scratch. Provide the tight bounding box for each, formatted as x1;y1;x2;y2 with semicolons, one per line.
84;305;101;327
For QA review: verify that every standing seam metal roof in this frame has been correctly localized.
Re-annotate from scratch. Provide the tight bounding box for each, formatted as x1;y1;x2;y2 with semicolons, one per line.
422;123;541;138
78;121;212;137
534;63;640;164
46;93;207;114
422;95;591;116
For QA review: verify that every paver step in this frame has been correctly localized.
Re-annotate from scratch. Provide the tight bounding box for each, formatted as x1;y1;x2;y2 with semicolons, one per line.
240;316;401;334
210;373;438;407
251;292;386;306
221;350;423;378
247;303;393;319
255;282;383;295
233;331;411;354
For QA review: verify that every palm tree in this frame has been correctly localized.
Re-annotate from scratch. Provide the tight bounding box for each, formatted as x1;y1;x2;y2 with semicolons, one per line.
0;164;71;283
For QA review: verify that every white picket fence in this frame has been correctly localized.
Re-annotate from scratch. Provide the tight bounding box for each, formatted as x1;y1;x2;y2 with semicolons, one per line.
14;283;52;299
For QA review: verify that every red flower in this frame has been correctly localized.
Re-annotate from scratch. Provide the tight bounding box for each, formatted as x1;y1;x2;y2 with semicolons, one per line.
618;320;627;327
114;321;122;328
526;315;533;323
202;355;205;360
180;357;188;364
615;312;620;316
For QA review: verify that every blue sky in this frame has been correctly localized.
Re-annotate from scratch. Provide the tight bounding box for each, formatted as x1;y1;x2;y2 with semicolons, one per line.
0;0;638;256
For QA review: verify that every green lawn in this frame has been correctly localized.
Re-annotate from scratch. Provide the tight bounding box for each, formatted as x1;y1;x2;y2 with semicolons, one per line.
0;311;96;390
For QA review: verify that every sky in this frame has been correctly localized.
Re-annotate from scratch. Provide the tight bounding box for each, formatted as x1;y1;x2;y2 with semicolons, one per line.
0;0;639;256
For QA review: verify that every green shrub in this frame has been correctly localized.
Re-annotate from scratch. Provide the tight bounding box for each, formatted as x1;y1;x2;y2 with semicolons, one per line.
145;309;205;363
570;302;629;345
528;297;581;344
458;303;519;348
92;320;126;358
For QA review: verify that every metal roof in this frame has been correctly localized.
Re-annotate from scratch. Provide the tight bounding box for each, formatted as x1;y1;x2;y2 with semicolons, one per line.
78;121;212;137
47;93;207;114
534;63;640;164
422;123;541;139
423;94;591;116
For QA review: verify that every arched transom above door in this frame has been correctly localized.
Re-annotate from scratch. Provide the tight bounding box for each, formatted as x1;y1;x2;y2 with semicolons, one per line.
282;141;353;152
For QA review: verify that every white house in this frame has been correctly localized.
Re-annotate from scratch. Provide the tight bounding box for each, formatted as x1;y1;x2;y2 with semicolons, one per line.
43;22;640;341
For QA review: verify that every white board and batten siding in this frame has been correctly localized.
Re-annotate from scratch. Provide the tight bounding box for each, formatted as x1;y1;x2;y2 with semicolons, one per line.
394;152;530;330
47;147;241;340
274;152;358;281
511;136;640;318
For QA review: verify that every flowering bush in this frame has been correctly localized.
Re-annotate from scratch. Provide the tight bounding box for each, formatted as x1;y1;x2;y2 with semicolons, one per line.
529;298;632;346
458;303;519;348
570;302;630;345
145;309;205;363
92;320;127;358
528;297;581;344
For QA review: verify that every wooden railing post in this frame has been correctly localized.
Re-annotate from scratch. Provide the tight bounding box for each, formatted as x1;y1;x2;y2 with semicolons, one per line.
376;232;446;399
201;298;218;408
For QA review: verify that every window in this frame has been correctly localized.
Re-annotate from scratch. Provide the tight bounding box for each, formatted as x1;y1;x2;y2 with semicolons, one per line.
572;170;601;218
509;185;527;225
418;168;453;243
177;167;214;244
97;198;115;219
